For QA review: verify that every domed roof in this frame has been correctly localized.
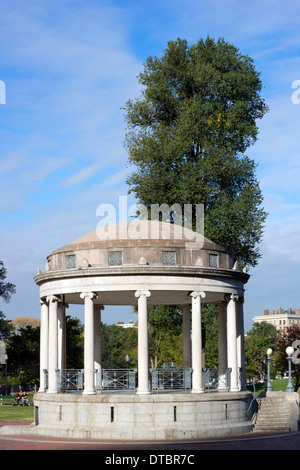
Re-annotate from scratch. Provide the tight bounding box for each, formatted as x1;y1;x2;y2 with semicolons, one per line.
54;219;226;252
36;219;248;306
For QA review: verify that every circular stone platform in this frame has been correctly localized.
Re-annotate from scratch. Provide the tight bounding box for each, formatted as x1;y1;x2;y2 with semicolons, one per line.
31;391;253;440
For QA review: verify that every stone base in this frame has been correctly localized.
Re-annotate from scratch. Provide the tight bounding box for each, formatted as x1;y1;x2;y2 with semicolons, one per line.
0;391;254;441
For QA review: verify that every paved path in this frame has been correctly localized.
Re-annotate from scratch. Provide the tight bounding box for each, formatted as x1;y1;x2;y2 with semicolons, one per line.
0;421;300;451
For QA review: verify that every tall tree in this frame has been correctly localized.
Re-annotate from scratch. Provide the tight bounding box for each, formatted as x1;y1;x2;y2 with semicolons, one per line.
147;305;182;368
6;325;40;385
246;321;278;353
123;37;268;267
274;324;300;391
246;321;278;380
0;261;16;340
66;316;84;369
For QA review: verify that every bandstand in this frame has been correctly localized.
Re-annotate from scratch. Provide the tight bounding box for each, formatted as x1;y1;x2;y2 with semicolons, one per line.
32;220;254;440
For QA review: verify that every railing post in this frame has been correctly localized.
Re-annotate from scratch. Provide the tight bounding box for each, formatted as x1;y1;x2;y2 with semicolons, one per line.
184;368;192;391
227;368;232;390
43;369;48;391
56;369;61;393
78;369;84;390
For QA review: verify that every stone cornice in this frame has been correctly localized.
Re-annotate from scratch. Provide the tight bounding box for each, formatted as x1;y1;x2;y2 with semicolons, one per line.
34;264;249;285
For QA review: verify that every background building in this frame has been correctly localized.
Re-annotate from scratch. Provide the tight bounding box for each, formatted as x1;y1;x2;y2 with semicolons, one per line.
117;320;137;328
253;308;300;331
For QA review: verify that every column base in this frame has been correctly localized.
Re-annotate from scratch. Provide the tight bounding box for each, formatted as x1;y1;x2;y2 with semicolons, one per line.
82;390;96;395
136;390;151;395
191;389;204;394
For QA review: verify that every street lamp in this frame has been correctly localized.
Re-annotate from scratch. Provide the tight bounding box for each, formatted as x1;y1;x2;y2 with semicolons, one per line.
4;354;8;396
125;355;130;369
266;348;273;392
285;346;294;392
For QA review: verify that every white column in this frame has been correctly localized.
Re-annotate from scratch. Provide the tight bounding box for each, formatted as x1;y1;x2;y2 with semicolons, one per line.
227;294;239;392
81;292;98;395
94;305;104;371
218;301;227;391
39;298;49;392
182;305;191;369
190;291;206;393
57;303;66;371
135;290;151;395
47;295;61;393
237;297;247;390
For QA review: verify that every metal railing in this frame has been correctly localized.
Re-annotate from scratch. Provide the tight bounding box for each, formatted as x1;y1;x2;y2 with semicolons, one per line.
150;368;193;392
203;368;231;392
57;369;84;392
44;367;235;393
95;369;137;392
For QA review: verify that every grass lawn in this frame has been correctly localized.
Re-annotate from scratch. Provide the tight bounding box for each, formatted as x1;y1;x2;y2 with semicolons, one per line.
247;378;296;396
0;405;34;422
0;393;35;422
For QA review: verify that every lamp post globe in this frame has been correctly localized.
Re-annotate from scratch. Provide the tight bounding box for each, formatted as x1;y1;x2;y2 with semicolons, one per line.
266;348;273;392
286;346;294;393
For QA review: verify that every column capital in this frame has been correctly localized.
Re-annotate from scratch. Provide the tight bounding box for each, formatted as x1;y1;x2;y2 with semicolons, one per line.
40;297;49;306
230;293;240;302
46;295;62;303
225;293;240;302
94;304;105;311
190;291;206;299
135;290;151;298
80;291;98;300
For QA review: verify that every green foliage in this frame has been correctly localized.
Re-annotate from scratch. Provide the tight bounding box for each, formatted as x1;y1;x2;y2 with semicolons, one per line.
0;260;16;341
123;36;268;267
148;305;182;368
0;311;13;342
201;304;219;368
101;324;138;369
3;316;84;385
66;316;84;369
274;324;300;391
244;336;262;377
247;322;278;353
245;322;278;379
0;261;16;303
6;325;40;385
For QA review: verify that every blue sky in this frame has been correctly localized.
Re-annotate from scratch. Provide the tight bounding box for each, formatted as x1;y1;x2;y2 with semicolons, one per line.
0;0;300;332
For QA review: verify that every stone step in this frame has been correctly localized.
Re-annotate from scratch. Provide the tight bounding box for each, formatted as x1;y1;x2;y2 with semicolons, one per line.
256;412;287;418
253;426;290;433
253;395;293;433
255;420;288;427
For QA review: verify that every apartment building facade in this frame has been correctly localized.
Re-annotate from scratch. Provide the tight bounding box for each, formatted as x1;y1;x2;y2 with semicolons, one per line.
253;308;300;331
